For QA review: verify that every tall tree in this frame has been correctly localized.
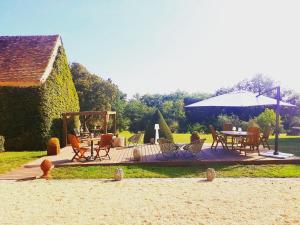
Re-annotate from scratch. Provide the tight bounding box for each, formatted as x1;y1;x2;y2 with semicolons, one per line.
70;62;119;111
124;100;154;133
215;74;276;97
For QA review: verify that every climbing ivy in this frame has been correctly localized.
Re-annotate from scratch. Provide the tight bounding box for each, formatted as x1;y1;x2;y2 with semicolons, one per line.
0;47;79;150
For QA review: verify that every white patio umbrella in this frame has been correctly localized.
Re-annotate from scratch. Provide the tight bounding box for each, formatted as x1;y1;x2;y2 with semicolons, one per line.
185;91;295;108
185;90;296;155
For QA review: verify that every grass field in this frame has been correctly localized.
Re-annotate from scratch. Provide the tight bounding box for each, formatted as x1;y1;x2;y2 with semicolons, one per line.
0;151;45;174
51;131;300;179
0;132;299;179
52;164;300;179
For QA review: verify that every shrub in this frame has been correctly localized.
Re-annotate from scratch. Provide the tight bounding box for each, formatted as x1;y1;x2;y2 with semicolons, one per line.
189;123;206;133
143;109;174;143
217;114;244;128
0;47;79;150
256;108;282;132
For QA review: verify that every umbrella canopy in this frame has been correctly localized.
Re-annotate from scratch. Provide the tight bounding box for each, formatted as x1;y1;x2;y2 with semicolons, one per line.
185;91;295;108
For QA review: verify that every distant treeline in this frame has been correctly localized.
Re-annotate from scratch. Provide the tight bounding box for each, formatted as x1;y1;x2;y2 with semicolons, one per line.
71;63;300;133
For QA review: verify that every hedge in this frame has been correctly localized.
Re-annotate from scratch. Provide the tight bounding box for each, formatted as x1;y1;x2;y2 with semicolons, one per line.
0;47;79;150
143;109;174;143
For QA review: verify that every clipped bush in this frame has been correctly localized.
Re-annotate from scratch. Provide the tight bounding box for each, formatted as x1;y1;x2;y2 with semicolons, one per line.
0;47;79;150
190;131;200;143
143;109;174;143
0;136;5;152
47;138;60;155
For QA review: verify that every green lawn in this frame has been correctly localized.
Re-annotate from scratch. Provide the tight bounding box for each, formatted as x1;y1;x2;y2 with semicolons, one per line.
52;164;300;179
0;132;298;179
0;151;45;174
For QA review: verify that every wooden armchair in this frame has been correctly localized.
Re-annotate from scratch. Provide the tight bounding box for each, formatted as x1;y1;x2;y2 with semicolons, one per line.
222;123;234;146
95;133;113;160
223;123;233;131
67;134;89;161
209;125;228;150
240;127;260;156
127;132;143;146
157;138;180;160
183;139;206;157
260;126;271;150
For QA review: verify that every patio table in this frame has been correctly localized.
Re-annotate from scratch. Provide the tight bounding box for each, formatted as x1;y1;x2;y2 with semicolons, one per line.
80;137;101;160
220;131;248;150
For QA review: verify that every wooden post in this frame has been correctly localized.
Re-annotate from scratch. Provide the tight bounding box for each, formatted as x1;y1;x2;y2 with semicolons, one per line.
104;112;108;134
62;114;68;147
114;113;117;134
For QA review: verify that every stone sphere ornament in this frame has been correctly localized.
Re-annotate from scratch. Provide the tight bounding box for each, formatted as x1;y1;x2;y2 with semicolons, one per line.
40;159;54;179
206;168;216;181
133;148;141;161
114;168;124;181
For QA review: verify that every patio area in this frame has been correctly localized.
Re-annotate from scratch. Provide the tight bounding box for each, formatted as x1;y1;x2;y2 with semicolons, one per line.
25;143;300;167
1;143;299;180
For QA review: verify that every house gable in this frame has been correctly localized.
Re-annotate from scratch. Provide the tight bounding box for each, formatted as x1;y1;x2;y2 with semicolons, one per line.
0;35;62;87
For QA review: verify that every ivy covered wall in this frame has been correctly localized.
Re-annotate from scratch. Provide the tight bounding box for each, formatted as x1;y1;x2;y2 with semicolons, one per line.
0;47;79;150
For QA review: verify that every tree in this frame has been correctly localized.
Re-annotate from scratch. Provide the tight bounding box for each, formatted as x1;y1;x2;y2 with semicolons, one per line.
111;90;129;131
215;74;277;97
124;100;154;133
70;62;119;111
143;109;174;143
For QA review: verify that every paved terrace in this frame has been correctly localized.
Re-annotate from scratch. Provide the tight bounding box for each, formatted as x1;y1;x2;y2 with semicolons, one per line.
0;143;299;180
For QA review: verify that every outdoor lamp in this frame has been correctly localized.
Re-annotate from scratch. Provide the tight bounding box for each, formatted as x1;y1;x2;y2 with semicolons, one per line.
154;124;160;144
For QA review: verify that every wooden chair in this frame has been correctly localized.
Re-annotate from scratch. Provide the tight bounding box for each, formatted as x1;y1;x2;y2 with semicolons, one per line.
67;134;89;161
183;139;206;157
209;125;228;150
157;138;180;160
127;132;143;146
223;123;233;131
259;126;271;150
240;127;260;156
95;133;113;160
222;123;234;146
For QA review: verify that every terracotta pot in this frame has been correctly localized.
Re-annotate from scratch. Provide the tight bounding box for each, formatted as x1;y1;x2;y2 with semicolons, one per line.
47;138;60;156
40;159;54;179
114;168;124;181
206;168;216;181
133;148;141;161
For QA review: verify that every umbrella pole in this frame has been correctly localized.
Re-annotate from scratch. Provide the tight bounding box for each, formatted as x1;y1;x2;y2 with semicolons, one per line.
257;86;282;155
274;86;280;155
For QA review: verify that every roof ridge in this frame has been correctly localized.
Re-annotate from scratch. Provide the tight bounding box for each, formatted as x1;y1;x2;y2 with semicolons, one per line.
0;34;60;38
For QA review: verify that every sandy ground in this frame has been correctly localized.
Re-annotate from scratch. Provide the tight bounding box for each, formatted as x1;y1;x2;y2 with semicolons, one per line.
0;178;300;225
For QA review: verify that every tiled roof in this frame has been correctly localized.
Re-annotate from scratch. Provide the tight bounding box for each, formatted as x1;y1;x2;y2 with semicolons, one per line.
0;35;62;87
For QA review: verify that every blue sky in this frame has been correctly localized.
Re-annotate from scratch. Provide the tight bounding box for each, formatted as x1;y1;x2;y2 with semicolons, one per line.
1;0;300;97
